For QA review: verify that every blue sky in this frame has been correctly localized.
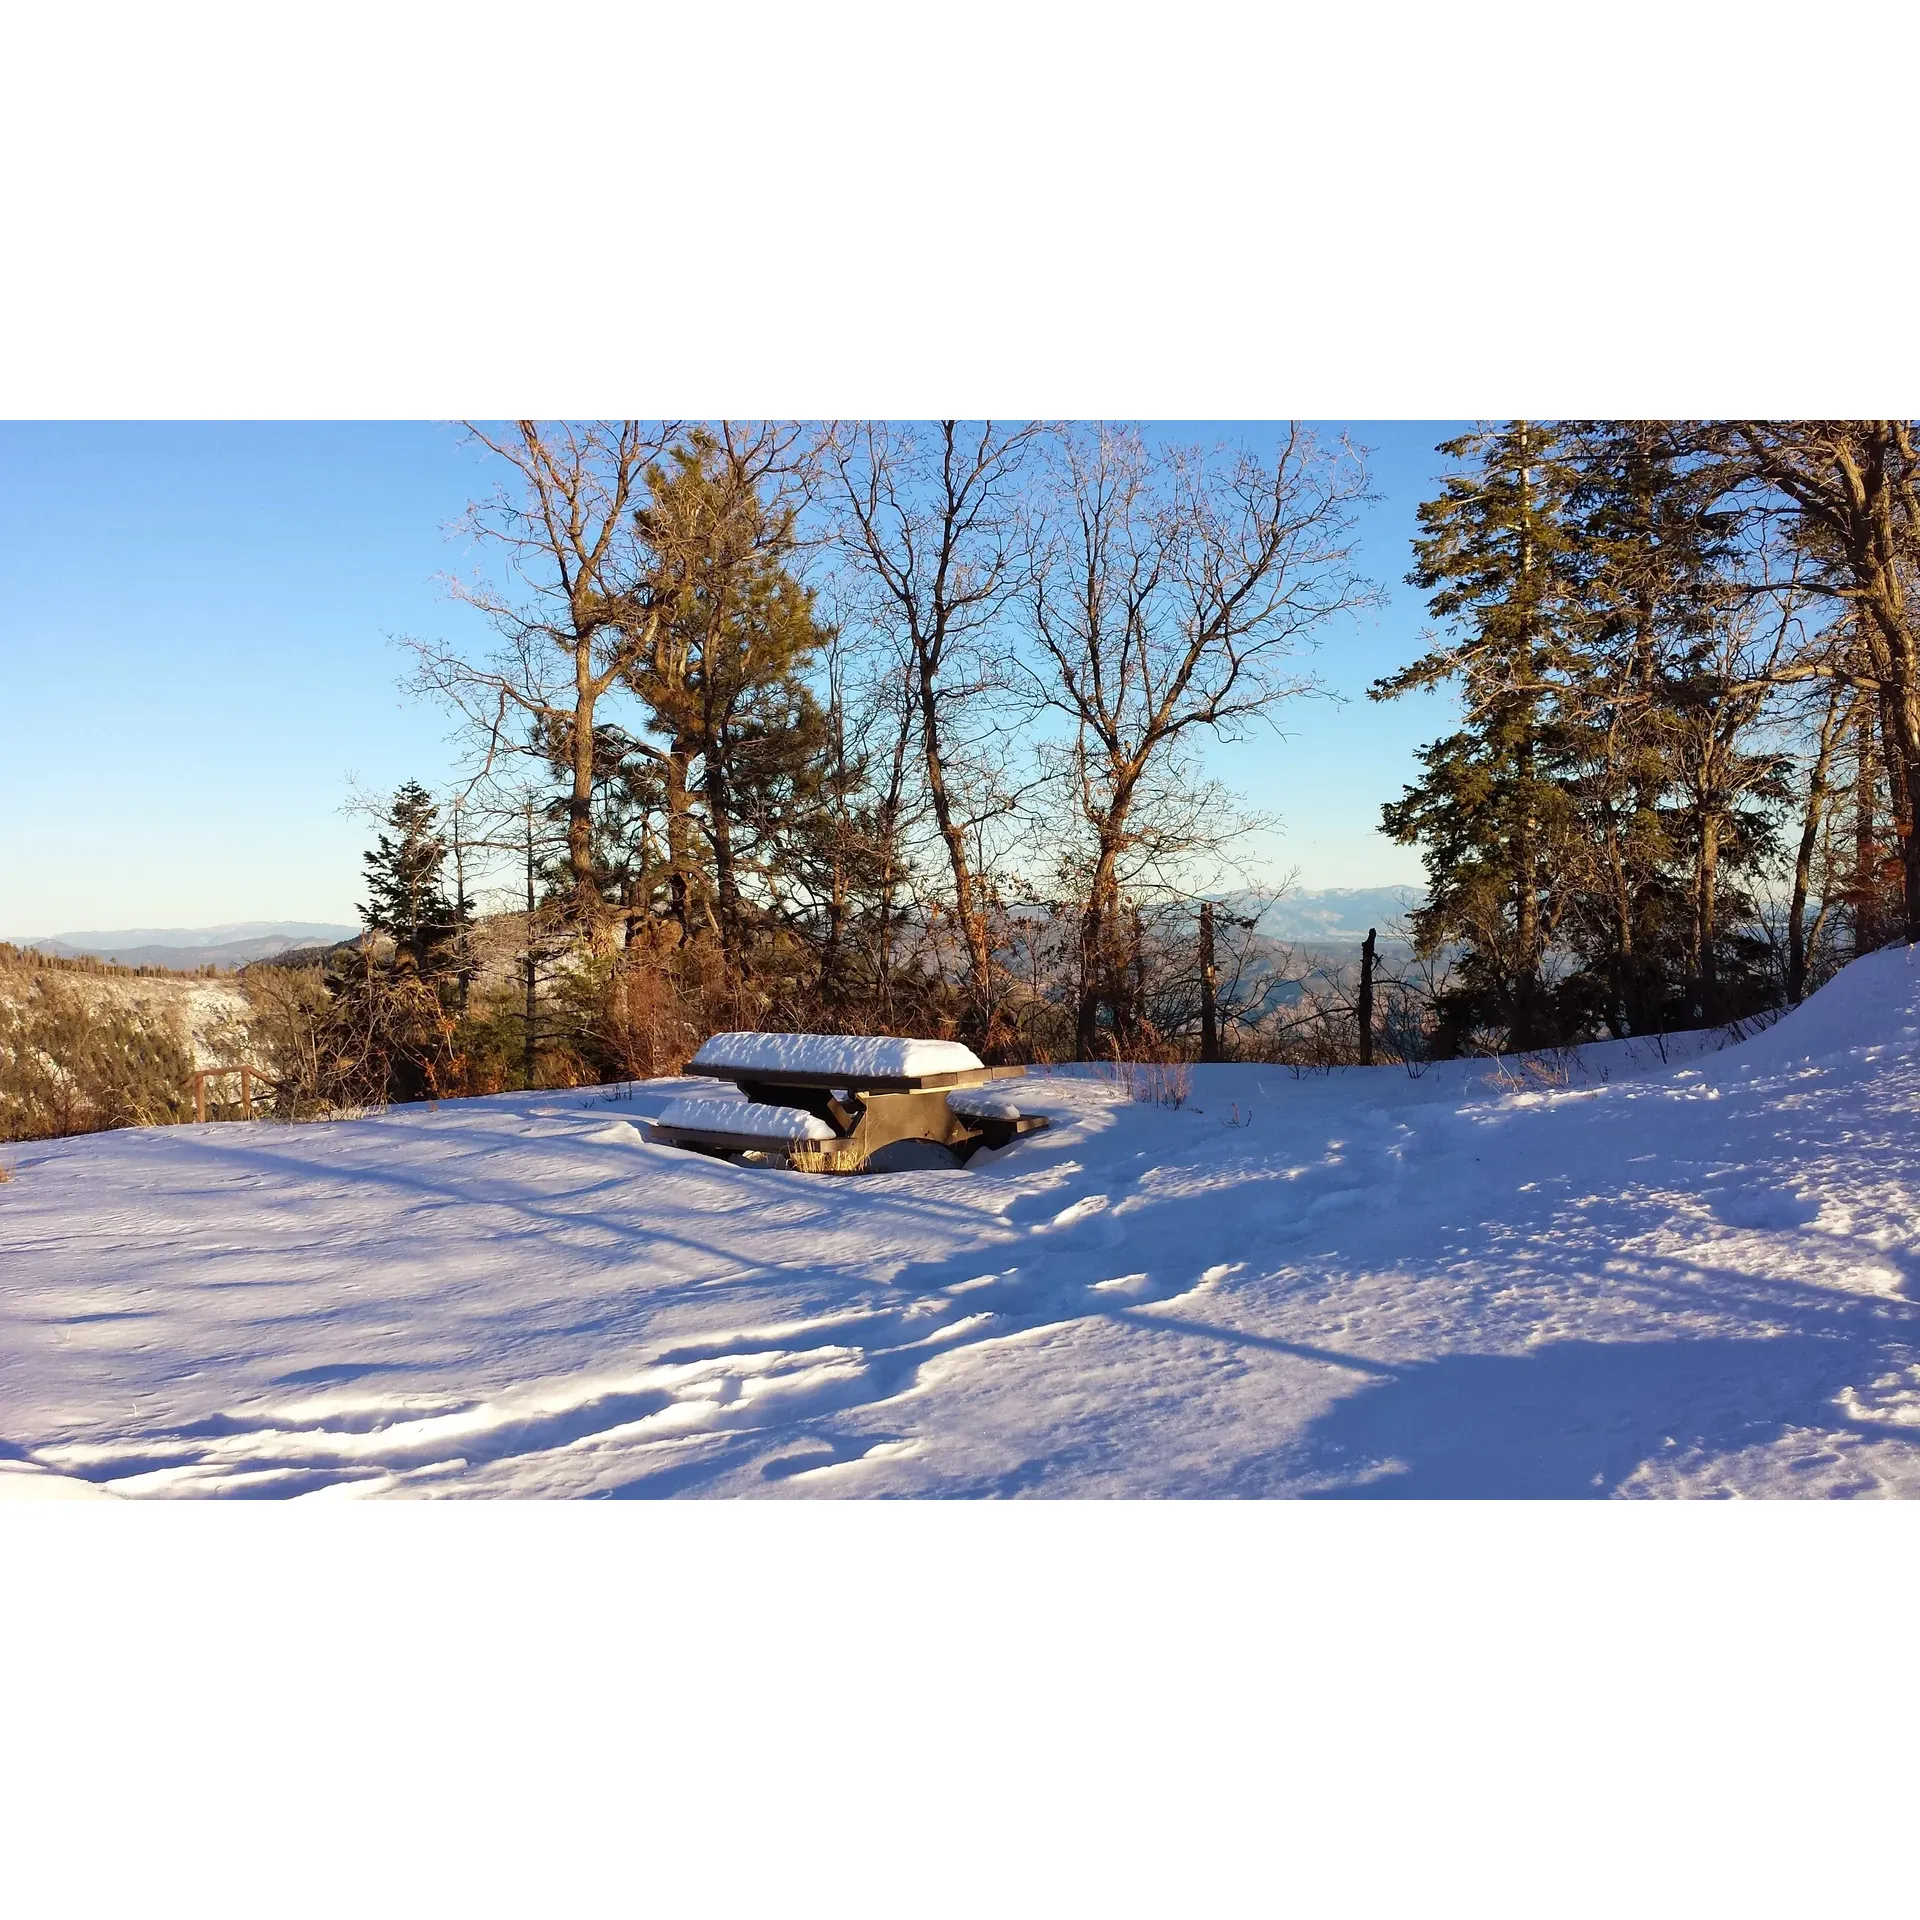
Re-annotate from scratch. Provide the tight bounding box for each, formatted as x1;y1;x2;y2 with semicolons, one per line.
0;420;1465;936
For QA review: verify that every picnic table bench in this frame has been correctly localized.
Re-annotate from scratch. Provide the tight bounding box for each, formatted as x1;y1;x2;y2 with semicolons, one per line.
648;1033;1050;1173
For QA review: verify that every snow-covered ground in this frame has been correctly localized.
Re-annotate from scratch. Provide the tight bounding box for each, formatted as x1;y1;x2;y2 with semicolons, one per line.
7;950;1920;1498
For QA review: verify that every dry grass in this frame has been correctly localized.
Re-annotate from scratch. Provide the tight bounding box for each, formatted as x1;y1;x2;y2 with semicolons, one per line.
0;970;196;1141
1131;1058;1193;1108
1482;1049;1577;1094
1095;1056;1194;1109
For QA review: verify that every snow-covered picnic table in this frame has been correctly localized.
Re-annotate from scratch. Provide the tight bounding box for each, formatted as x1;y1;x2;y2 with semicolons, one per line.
650;1032;1050;1171
689;1031;1001;1091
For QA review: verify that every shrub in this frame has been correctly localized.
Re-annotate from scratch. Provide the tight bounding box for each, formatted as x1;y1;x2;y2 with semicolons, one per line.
0;974;194;1141
242;953;468;1115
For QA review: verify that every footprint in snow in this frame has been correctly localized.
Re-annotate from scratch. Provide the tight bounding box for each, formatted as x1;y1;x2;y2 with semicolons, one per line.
1090;1259;1240;1306
946;1270;1016;1295
1707;1189;1822;1231
1034;1194;1111;1233
760;1434;909;1480
1306;1187;1370;1218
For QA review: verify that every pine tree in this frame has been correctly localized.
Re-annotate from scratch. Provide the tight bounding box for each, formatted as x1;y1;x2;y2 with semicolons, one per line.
1553;421;1737;1034
1372;422;1584;1052
1660;641;1793;1023
626;430;835;973
359;781;466;978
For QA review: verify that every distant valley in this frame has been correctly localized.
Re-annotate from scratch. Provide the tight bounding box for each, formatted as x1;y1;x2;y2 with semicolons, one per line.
6;896;1418;974
1242;886;1421;949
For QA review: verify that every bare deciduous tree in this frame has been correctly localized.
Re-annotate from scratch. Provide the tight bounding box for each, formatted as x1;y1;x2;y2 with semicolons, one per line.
823;419;1044;1019
1021;423;1374;1056
1725;421;1920;938
403;419;675;930
1786;674;1852;1003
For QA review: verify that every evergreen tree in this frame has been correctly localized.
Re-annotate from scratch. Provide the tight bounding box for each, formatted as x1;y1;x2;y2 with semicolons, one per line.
1661;653;1793;1023
626;431;836;973
1373;422;1585;1052
1553;421;1738;1034
359;781;466;978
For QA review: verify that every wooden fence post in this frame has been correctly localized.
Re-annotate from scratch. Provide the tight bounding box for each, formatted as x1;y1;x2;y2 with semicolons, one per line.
1358;928;1376;1067
1199;901;1219;1063
184;1065;267;1123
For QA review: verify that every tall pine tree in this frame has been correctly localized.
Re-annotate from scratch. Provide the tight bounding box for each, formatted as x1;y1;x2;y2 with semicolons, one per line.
1553;420;1737;1034
626;431;834;973
1373;422;1583;1052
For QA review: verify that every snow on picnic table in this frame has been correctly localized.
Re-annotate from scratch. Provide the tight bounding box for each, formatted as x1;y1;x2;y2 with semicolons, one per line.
690;1031;985;1080
7;951;1920;1499
652;1094;837;1142
947;1088;1026;1121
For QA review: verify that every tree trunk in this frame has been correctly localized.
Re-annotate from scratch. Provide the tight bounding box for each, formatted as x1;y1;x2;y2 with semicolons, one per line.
1199;901;1219;1062
1512;736;1541;1046
1905;756;1920;946
1076;807;1136;1059
522;802;538;1092
1878;676;1920;946
1878;682;1917;943
1511;426;1541;1049
1599;792;1633;1039
1789;689;1845;1004
568;652;597;902
665;745;695;944
452;812;471;1016
1075;878;1110;1060
821;853;846;1006
919;672;993;1016
1852;706;1879;955
1695;812;1721;1024
702;751;742;969
1125;905;1146;1046
1858;424;1920;943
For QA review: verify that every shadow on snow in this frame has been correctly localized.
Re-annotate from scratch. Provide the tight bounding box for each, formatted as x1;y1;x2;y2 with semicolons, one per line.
1287;1333;1920;1497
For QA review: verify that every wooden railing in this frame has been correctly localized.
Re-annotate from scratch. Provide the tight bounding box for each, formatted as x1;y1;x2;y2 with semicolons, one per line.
187;1065;268;1122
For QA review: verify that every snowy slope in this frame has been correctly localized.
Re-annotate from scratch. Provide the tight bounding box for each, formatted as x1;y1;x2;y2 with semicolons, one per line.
6;950;1920;1498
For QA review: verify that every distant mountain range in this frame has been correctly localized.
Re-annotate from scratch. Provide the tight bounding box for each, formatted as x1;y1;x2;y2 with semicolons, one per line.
6;922;360;971
5;891;1417;975
1244;887;1422;947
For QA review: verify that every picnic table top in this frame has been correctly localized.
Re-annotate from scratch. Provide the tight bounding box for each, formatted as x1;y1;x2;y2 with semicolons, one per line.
689;1031;1020;1094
